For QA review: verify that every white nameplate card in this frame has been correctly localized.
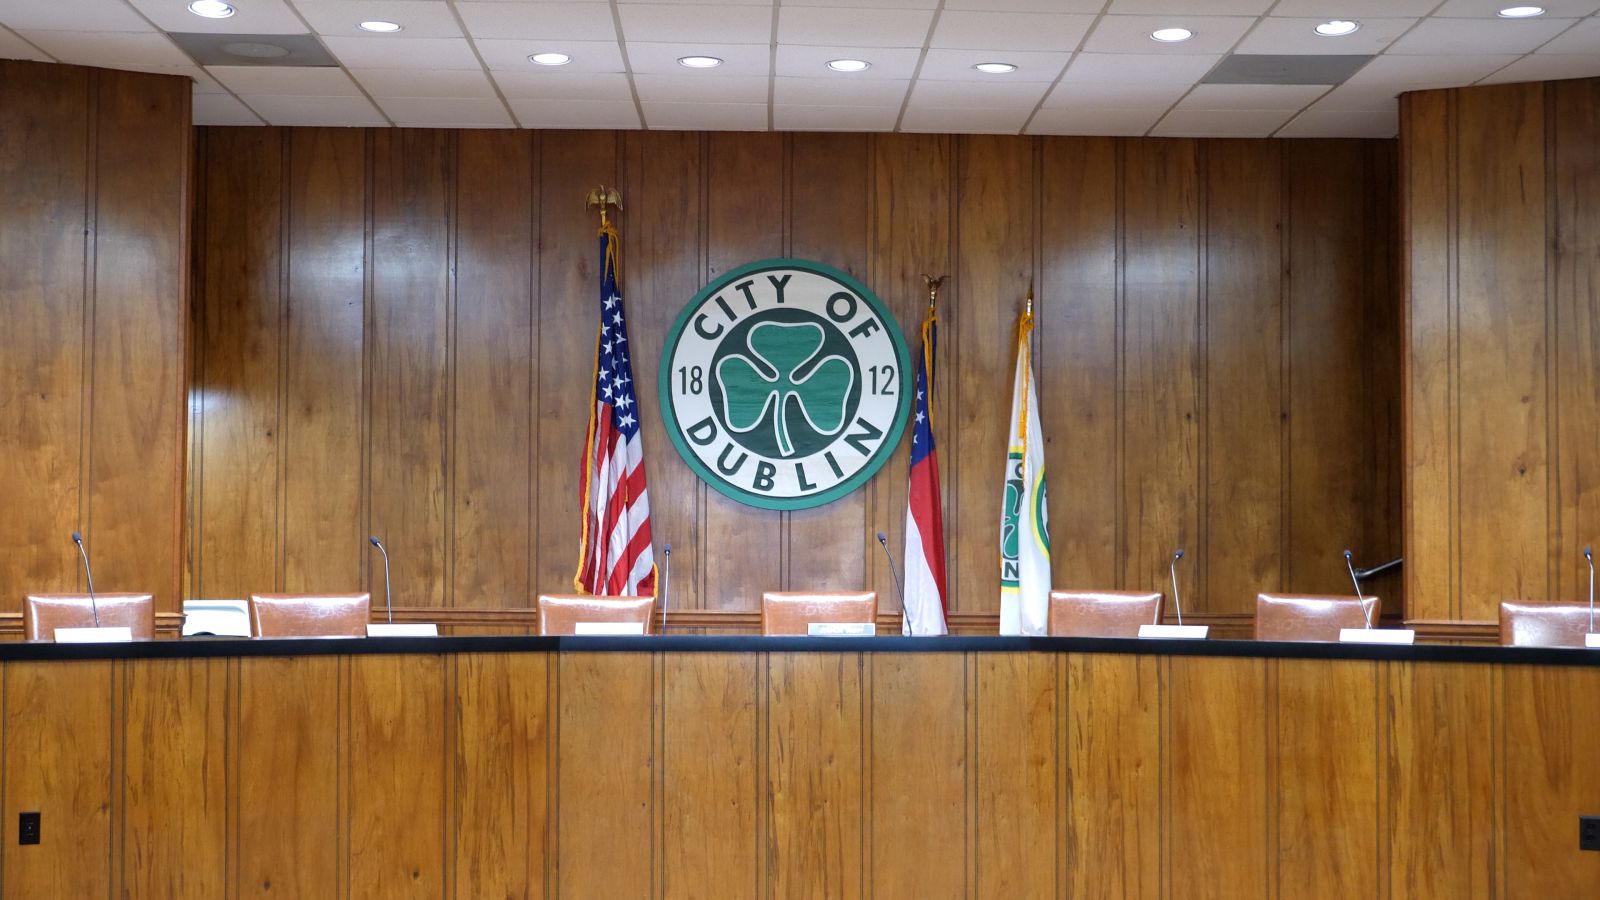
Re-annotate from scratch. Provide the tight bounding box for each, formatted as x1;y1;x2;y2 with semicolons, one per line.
574;622;646;636
1586;633;1600;649
182;599;251;637
807;622;875;637
1138;624;1209;640
366;623;439;637
1339;628;1415;645
55;626;133;643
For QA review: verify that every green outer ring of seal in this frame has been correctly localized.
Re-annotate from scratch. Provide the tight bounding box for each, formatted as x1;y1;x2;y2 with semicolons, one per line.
657;258;913;511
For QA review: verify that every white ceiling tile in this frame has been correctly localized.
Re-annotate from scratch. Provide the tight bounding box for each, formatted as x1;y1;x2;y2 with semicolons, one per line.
244;94;389;127
322;36;482;70
378;97;514;127
1027;106;1163;135
642;100;768;130
1177;83;1329;109
1235;17;1419;54
786;0;937;8
774;76;910;105
909;79;1050;107
456;2;619;41
507;97;641;128
946;0;1102;11
627;41;770;74
352;68;498;99
778;7;934;47
1538;19;1600;55
476;39;625;72
1270;0;1446;14
1084;15;1257;54
1275;107;1398;137
128;0;306;35
0;0;151;33
1315;81;1412;110
1477;54;1600;83
20;31;191;67
1041;80;1190;109
193;92;266;126
774;105;901;130
1151;108;1298;137
622;0;772;4
207;66;362;97
620;4;772;43
189;70;228;93
1432;0;1600;17
900;105;1030;133
1108;0;1275;13
0;28;52;61
929;11;1094;52
1060;52;1222;84
490;70;634;101
1386;18;1574;54
1344;53;1521;85
634;72;769;102
294;1;464;39
916;49;1069;82
774;44;921;79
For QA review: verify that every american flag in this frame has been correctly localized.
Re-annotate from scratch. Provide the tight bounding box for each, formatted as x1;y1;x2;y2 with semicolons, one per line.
901;304;948;635
574;226;656;597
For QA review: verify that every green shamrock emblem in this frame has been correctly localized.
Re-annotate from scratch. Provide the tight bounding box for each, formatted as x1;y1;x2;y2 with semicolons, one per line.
716;321;854;458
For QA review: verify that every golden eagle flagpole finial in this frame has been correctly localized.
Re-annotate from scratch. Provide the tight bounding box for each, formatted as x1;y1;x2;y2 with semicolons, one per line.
920;274;947;312
585;186;623;229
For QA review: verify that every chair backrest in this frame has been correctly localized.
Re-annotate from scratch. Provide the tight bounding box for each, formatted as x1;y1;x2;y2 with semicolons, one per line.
761;591;877;636
250;593;370;637
1254;593;1381;642
1048;590;1163;638
1499;601;1593;647
538;595;655;636
25;593;155;641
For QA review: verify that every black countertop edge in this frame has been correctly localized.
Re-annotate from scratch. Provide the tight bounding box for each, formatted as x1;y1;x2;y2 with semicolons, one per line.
1;633;1599;666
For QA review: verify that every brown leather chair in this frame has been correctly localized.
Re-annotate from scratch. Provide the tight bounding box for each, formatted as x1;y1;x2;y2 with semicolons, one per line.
1048;590;1164;638
538;594;655;635
25;593;155;641
1254;593;1381;642
250;593;370;637
761;591;877;636
1499;601;1594;647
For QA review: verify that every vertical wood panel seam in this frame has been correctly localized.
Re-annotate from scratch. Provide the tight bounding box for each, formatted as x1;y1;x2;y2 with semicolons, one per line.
446;132;460;610
528;132;540;619
80;72;99;576
1280;143;1292;592
1448;91;1462;620
697;133;711;609
190;130;207;601
1543;84;1559;602
360;132;376;598
1196;141;1210;612
276;129;290;593
1115;141;1126;593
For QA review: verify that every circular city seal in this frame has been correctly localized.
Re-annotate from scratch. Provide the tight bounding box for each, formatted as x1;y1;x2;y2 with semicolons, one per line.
659;259;912;510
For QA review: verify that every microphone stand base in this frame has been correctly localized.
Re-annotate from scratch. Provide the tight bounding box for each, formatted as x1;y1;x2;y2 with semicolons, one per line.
1139;624;1208;640
55;626;133;643
367;623;438;637
1339;627;1415;645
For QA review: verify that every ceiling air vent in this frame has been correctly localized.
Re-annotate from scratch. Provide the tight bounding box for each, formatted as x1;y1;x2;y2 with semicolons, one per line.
1202;54;1375;86
166;32;337;67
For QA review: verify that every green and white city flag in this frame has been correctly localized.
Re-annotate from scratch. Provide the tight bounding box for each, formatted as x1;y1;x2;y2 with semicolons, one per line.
999;299;1050;636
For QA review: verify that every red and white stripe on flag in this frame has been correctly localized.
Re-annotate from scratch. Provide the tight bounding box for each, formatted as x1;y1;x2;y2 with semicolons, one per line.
901;307;948;635
575;226;656;597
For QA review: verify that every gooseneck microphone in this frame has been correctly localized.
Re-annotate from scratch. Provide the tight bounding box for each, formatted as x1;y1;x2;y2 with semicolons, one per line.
660;543;672;634
71;531;100;628
1344;549;1372;628
369;537;393;624
876;531;906;615
1580;538;1593;630
1169;549;1185;627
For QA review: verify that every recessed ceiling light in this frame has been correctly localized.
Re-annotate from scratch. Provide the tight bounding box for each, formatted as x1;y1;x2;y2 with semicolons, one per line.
826;58;871;72
1314;20;1361;36
529;52;573;66
974;62;1018;74
1496;5;1545;16
677;55;723;68
1149;27;1195;43
358;21;403;33
187;0;235;18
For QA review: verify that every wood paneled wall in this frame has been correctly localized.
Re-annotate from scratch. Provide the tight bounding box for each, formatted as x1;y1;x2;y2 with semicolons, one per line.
1402;76;1600;623
4;647;1597;896
0;60;190;612
187;128;1401;624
